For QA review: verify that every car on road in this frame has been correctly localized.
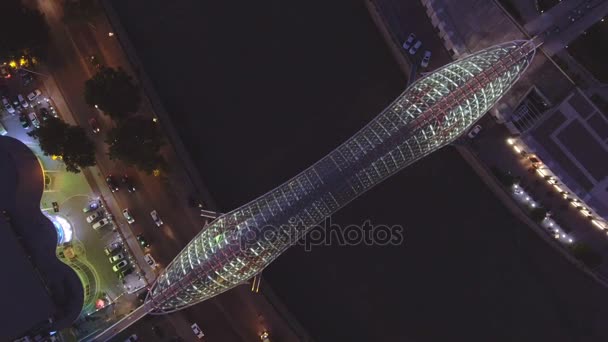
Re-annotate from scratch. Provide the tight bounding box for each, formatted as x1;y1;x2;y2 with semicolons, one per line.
109;253;124;263
260;331;270;342
122;175;135;192
137;234;150;248
18;94;28;108
2;97;15;114
467;124;482;139
150;210;163;226
420;50;431;68
104;242;122;255
89;117;100;133
409;40;422;55
83;200;101;213
191;323;204;339
27;89;42;102
122;208;135;224
106;175;119;192
124;334;138;342
402;33;416;50
39;107;51;121
92;218;111;230
86;211;102;223
0;122;7;136
27;112;40;128
144;253;157;268
112;259;129;272
19;114;30;129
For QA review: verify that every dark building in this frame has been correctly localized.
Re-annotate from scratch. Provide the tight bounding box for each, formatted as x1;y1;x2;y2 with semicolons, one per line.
0;136;83;340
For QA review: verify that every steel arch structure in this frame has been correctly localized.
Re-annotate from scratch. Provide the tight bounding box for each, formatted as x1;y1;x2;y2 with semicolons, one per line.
146;40;536;313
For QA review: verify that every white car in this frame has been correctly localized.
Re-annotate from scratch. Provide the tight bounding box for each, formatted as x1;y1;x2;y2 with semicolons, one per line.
191;323;205;339
109;253;124;263
409;40;422;55
92;218;111;230
86;211;101;223
260;331;270;342
122;208;135;224
124;335;138;342
467;124;482;139
18;94;28;108
420;50;432;68
27;89;42;102
2;97;14;114
402;33;416;50
112;259;129;272
144;253;157;268
150;210;163;226
27;112;40;128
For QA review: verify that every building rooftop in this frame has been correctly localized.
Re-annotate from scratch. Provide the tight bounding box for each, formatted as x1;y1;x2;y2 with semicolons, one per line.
0;136;83;340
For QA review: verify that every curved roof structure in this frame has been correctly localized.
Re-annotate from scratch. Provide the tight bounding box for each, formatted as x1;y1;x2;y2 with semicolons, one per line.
146;40;536;313
0;137;83;339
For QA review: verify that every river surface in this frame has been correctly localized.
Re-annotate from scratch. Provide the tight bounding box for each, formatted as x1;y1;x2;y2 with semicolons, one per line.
110;1;608;340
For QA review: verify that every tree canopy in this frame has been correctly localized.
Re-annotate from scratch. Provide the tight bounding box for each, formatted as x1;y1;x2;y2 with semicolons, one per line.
0;0;50;61
106;116;166;174
84;67;141;120
28;117;96;173
63;0;102;24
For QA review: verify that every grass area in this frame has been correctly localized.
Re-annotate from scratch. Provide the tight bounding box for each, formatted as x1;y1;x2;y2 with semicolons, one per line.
567;20;608;83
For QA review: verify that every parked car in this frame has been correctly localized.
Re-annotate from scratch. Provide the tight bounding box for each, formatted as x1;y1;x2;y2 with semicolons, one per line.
122;175;135;192
19;114;30;129
122;208;135;224
18;94;28;108
2;97;15;114
420;50;432;68
467;124;482;139
89;117;100;133
22;73;34;87
109;253;125;263
409;40;422;55
104;242;122;255
27;89;42;102
83;200;101;213
144;253;157;268
0;122;7;136
106;175;119;192
27;112;40;128
0;64;11;78
191;323;205;339
119;267;134;279
112;259;129;272
150;210;163;226
137;234;150;248
92;218;111;230
402;33;416;50
86;211;102;223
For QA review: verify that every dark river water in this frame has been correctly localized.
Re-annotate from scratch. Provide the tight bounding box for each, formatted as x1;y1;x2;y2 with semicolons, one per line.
110;1;608;340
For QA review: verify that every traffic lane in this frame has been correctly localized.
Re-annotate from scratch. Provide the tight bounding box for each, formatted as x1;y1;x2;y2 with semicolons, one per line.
181;300;245;342
373;0;453;70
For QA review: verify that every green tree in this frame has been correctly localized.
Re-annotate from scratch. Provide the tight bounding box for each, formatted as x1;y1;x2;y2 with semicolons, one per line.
28;117;96;173
106;116;166;174
63;0;102;24
529;207;548;223
84;67;141;120
0;0;50;61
